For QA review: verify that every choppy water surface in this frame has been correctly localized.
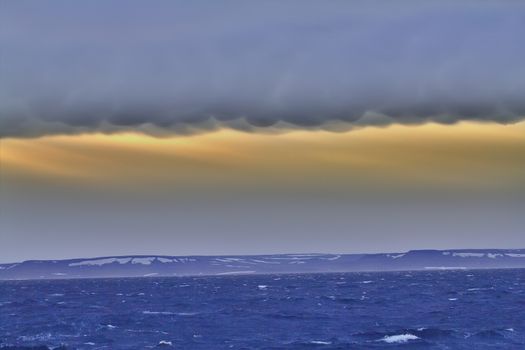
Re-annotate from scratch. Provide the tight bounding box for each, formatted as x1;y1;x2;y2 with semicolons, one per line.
1;269;524;349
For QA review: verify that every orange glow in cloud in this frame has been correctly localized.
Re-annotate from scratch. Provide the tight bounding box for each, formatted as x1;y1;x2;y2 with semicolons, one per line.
1;122;524;193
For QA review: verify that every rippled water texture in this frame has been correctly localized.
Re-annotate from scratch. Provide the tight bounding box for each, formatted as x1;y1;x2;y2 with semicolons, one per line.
1;269;524;349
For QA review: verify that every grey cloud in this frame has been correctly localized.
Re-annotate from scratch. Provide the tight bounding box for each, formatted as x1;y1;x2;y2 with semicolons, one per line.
1;0;525;137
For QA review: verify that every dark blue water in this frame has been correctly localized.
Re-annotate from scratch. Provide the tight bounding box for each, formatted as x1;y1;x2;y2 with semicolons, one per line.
1;269;524;349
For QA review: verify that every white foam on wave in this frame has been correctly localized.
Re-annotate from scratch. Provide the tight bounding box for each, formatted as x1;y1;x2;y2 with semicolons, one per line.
287;254;322;257
506;253;525;258
215;257;247;263
310;340;332;344
216;270;256;275
251;259;280;264
18;333;53;341
143;311;175;315
380;334;419;343
143;310;198;316
267;256;313;260
467;287;493;291
158;340;172;346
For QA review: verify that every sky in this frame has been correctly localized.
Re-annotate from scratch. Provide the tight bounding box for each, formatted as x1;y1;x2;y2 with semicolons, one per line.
1;1;524;263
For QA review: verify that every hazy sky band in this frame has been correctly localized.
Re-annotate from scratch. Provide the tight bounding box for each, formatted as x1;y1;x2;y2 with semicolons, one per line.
2;0;525;137
1;122;524;262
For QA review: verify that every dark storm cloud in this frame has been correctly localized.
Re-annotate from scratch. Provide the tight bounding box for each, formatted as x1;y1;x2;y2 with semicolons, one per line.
1;0;525;137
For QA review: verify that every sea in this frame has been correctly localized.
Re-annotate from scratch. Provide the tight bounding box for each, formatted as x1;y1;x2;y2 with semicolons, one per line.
1;269;524;349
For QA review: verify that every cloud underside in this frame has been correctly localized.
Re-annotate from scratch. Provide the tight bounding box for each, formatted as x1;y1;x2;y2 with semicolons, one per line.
1;0;525;137
2;111;524;139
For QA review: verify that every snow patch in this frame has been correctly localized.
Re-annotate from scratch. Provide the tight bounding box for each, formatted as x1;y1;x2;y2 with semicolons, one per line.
132;257;156;265
388;254;405;259
453;253;485;258
323;255;341;261
424;266;467;270
69;258;131;267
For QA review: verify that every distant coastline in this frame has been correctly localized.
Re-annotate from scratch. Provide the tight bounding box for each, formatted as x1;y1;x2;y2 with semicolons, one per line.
1;249;524;281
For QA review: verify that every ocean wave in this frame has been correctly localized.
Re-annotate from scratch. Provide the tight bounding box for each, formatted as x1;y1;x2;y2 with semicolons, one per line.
414;328;455;339
0;347;67;350
142;311;175;315
380;333;420;343
142;310;199;316
157;340;172;347
1;270;523;349
309;340;332;345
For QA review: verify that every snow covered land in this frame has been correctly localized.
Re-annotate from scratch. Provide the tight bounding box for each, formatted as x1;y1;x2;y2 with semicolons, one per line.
1;249;524;280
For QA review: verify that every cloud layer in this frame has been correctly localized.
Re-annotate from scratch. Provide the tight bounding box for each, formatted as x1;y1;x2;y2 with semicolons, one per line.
1;0;525;137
